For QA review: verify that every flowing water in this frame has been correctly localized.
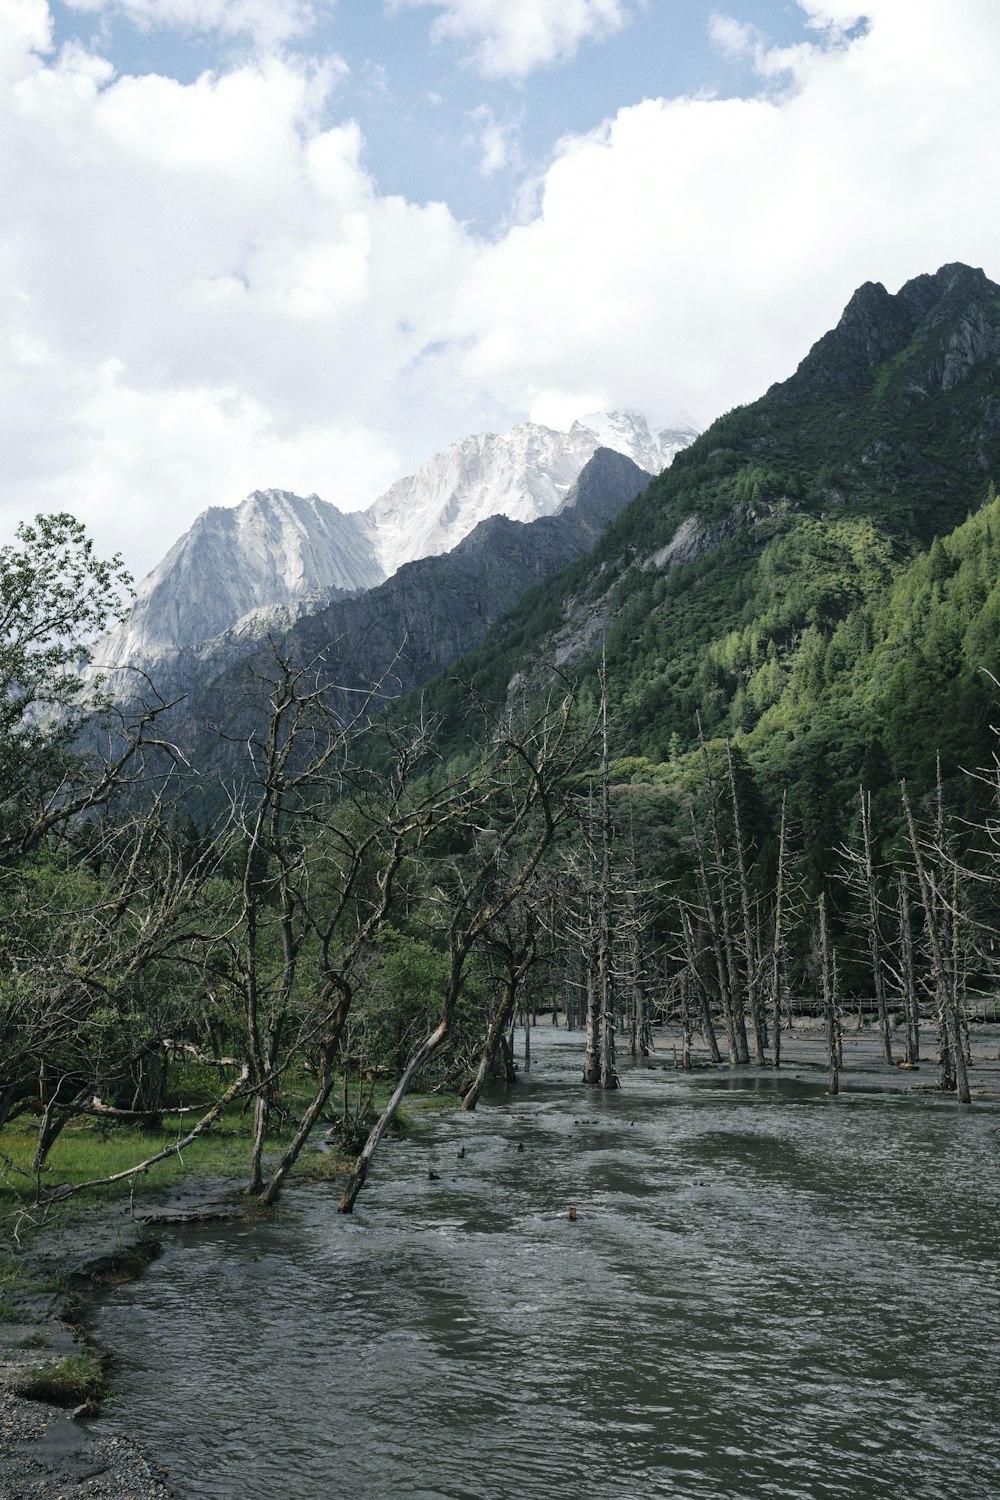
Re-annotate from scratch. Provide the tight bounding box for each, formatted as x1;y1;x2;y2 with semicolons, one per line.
91;1031;1000;1500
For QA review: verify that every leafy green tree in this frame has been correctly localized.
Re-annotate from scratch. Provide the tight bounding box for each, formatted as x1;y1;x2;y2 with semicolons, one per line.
0;512;133;860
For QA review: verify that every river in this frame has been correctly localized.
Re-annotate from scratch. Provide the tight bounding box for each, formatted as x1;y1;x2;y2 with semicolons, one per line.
91;1029;1000;1500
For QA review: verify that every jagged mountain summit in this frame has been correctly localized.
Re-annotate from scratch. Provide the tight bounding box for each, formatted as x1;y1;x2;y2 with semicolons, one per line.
93;410;693;690
167;448;654;777
92;489;382;687
366;411;695;578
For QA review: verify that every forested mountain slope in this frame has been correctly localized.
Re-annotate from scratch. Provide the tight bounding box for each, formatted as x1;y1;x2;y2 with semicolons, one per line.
406;263;1000;866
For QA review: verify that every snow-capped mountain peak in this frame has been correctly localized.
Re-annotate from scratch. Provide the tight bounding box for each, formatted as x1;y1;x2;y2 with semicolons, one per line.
570;411;699;476
365;409;694;579
91;488;382;679
91;409;696;692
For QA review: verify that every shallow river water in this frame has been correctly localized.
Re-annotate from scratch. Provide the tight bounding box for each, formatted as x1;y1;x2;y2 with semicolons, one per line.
92;1031;1000;1500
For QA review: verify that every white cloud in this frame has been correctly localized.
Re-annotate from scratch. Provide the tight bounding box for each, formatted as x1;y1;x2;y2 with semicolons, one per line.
4;0;1000;583
0;19;481;573
60;0;326;50
467;104;522;175
446;0;1000;430
393;0;631;81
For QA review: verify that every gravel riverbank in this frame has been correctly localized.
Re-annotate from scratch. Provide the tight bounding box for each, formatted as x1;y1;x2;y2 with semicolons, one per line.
1;1180;246;1500
0;1394;177;1499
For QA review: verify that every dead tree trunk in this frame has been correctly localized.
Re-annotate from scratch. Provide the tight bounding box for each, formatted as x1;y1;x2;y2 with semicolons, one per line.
820;894;839;1097
463;923;536;1111
898;872;920;1064
690;811;739;1064
698;720;749;1063
860;788;893;1065
679;903;721;1062
728;743;766;1066
597;686;618;1090
679;970;693;1070
901;780;970;1104
770;792;788;1069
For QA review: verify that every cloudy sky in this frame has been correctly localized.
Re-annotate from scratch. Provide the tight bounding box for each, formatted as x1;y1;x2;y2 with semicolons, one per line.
3;0;1000;580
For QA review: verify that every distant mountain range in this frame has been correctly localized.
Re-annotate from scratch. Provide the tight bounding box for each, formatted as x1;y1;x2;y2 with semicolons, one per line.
161;446;656;778
92;410;695;697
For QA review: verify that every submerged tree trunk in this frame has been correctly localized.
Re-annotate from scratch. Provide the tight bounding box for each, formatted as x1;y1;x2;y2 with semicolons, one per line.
339;1019;449;1213
770;792;788;1069
728;743;766;1066
898;873;920;1065
690;811;739;1065
698;722;749;1064
820;895;839;1097
597;687;618;1091
901;781;970;1104
860;788;893;1066
679;971;692;1070
260;1041;337;1207
464;927;535;1111
679;904;721;1063
583;897;600;1084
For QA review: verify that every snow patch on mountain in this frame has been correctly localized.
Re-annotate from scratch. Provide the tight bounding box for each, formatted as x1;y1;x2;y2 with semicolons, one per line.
92;410;696;690
366;411;695;578
571;411;698;477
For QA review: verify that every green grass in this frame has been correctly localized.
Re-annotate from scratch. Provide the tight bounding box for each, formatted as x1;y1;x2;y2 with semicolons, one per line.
14;1348;107;1405
0;1074;427;1219
0;1113;254;1210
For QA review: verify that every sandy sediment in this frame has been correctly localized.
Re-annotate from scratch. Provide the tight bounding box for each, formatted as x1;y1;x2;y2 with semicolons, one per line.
0;1393;177;1499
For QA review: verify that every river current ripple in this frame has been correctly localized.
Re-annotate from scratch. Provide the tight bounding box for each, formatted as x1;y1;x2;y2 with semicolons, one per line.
92;1031;1000;1500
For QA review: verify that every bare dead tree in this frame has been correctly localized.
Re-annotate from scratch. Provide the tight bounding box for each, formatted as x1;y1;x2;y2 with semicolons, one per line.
697;718;749;1063
769;791;788;1068
819;893;839;1097
727;741;767;1066
900;779;971;1104
462;905;538;1111
338;682;596;1213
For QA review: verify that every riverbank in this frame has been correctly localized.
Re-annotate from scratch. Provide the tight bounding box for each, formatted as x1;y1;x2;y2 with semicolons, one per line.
0;1180;249;1500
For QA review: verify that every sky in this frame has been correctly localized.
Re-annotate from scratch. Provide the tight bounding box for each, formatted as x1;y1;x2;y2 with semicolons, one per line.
2;0;1000;581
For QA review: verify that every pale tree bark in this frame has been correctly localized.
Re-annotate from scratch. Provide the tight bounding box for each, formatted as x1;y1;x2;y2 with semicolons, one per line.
597;682;618;1091
697;719;749;1063
679;903;721;1063
462;923;536;1111
727;742;766;1066
897;873;920;1064
338;685;594;1212
900;780;970;1104
770;792;788;1070
819;894;839;1097
689;810;740;1065
679;970;693;1070
859;788;894;1065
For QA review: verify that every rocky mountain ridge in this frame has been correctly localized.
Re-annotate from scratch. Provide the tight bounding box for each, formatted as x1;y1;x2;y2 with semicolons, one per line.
397;262;1000;791
167;447;653;776
93;411;693;696
367;411;694;577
